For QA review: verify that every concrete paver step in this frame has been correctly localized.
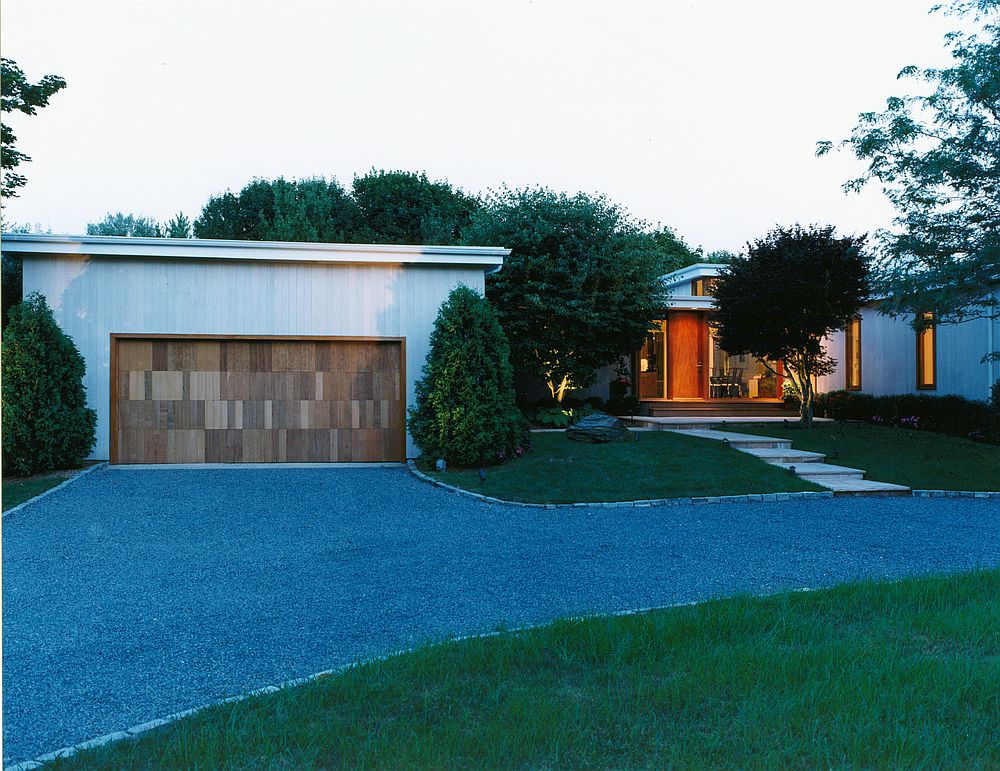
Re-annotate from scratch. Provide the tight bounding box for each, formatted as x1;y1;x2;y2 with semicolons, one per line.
738;447;826;463
667;428;792;449
813;478;912;494
775;462;866;478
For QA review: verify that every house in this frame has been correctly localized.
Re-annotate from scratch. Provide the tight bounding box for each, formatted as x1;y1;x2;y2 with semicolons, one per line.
1;233;507;464
627;262;999;414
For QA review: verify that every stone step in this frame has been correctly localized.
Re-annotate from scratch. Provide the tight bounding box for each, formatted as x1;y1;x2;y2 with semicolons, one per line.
814;478;912;494
775;461;866;479
738;447;827;464
667;428;792;449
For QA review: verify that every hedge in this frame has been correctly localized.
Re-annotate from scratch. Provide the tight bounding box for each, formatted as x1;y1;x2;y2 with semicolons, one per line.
815;390;1000;445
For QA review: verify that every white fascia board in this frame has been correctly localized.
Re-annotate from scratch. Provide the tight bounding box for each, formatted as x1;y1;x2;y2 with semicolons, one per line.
659;262;724;291
664;295;715;310
0;234;508;271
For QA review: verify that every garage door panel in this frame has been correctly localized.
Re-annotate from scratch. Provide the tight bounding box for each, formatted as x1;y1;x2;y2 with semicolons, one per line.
114;337;404;463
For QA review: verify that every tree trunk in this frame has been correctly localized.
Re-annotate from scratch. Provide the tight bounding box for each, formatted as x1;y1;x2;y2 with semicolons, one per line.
547;375;570;404
799;374;814;428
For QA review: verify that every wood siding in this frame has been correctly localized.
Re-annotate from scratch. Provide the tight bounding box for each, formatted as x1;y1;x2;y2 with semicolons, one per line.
113;337;404;463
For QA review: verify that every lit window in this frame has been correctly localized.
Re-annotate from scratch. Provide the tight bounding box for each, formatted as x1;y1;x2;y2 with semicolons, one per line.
916;312;936;389
845;317;861;390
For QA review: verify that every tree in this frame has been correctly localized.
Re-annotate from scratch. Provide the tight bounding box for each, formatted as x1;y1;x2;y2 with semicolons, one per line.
463;188;668;403
817;0;999;344
2;293;97;475
712;225;869;427
648;225;701;273
193;177;358;242
87;212;163;237
164;211;192;238
352;170;479;245
408;285;527;466
1;58;66;200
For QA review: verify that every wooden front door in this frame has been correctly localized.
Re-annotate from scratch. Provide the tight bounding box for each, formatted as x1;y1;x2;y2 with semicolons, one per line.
667;312;706;398
112;336;405;464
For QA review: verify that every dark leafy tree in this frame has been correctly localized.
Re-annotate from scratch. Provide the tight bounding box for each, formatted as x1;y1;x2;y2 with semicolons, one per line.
193;177;359;242
352;170;479;245
409;285;527;466
2;293;97;475
817;0;999;350
1;58;66;200
87;212;163;237
649;225;701;273
2;222;50;330
712;225;869;427
165;211;192;238
463;188;668;403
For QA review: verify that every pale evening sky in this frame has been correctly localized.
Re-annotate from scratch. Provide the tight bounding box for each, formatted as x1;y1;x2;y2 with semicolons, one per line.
0;1;959;253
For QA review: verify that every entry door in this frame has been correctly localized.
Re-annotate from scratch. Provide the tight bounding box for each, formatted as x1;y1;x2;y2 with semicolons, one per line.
667;312;706;398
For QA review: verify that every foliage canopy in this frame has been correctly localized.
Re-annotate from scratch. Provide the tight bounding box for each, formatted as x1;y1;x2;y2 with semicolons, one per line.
818;0;999;336
463;188;671;402
1;58;66;200
712;225;869;426
2;293;97;475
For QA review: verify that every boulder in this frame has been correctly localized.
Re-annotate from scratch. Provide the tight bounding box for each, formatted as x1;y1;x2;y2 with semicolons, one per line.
566;412;630;443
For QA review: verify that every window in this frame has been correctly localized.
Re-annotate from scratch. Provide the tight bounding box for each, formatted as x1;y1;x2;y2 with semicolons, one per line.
845;316;861;390
691;277;720;296
916;312;936;389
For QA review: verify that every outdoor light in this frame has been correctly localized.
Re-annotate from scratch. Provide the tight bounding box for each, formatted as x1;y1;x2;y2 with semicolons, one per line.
789;465;797;475
478;469;487;483
722;437;729;447
435;458;447;472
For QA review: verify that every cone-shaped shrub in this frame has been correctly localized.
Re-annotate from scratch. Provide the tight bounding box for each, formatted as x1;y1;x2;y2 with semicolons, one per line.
409;285;528;466
2;293;97;475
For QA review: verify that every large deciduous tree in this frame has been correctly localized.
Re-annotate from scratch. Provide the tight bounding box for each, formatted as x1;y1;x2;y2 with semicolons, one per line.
463;188;668;403
194;177;359;242
1;58;66;200
712;225;869;427
817;0;999;346
352;170;479;245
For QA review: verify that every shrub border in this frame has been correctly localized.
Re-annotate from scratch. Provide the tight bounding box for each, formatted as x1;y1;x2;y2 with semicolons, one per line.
2;462;108;521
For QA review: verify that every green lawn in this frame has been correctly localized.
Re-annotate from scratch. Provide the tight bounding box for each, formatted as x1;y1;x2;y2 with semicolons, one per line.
735;421;1000;491
53;570;1000;770
421;430;821;503
2;475;68;511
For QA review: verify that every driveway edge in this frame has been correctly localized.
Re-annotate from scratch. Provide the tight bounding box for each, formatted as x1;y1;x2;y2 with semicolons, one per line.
405;460;835;507
2;463;108;521
1;596;770;771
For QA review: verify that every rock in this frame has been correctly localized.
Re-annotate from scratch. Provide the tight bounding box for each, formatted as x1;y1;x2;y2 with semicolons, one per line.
566;412;630;443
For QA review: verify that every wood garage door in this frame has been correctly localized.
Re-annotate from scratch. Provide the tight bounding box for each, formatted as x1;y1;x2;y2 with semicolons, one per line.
112;337;405;464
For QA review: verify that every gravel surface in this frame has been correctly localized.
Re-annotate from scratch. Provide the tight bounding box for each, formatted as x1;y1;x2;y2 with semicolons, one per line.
3;466;999;764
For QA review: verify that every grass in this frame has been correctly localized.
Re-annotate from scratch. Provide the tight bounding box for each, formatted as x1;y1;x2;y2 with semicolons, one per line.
52;569;1000;769
735;421;1000;491
2;474;70;511
421;430;821;503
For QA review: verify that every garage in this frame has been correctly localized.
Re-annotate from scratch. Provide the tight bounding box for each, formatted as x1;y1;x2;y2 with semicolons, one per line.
112;336;404;463
2;234;507;463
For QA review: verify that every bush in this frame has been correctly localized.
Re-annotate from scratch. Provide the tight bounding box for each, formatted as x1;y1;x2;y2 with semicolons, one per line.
814;390;1000;445
782;379;802;408
2;293;97;475
409;285;528;466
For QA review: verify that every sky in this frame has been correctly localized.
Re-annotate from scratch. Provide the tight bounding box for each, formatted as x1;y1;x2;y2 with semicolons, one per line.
0;0;961;253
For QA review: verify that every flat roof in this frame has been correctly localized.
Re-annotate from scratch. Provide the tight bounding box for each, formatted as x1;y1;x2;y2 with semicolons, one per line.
0;233;508;271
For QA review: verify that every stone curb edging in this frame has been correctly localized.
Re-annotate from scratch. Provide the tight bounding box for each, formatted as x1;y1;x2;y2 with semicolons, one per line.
4;594;782;771
406;460;836;507
2;463;108;521
912;490;1000;499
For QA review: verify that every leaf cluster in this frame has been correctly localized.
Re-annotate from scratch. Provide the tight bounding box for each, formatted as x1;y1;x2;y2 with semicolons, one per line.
2;293;97;475
408;285;527;466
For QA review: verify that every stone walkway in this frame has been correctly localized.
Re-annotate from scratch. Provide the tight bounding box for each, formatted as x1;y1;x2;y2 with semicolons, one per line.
667;428;910;493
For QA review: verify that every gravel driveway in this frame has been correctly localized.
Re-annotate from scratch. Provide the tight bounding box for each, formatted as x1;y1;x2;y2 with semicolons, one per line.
3;466;999;764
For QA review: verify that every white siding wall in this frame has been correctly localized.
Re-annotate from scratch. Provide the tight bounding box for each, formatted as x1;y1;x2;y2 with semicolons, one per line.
23;254;487;459
816;306;998;402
